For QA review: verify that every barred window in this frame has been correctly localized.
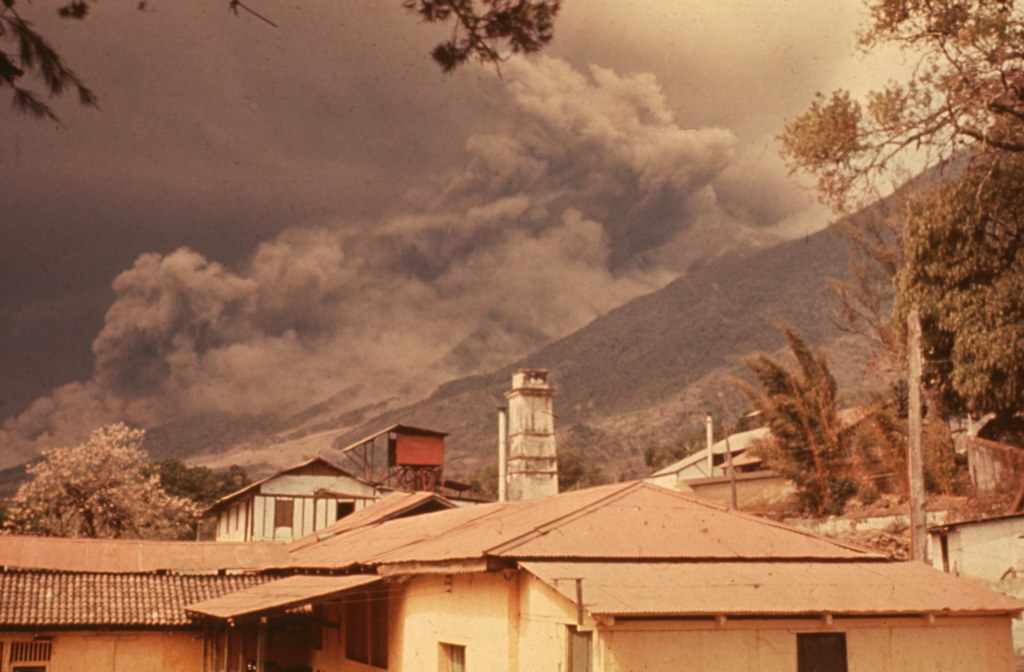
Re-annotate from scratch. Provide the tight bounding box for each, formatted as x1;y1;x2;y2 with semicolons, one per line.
10;639;52;672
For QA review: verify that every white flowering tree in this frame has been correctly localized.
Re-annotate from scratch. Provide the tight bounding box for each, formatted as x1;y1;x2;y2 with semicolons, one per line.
6;423;198;538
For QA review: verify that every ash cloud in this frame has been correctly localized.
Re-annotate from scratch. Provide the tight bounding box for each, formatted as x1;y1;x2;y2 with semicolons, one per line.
1;56;756;466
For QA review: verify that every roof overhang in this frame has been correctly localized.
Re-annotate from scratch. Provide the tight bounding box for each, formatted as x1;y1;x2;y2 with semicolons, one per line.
519;560;1024;619
186;574;381;621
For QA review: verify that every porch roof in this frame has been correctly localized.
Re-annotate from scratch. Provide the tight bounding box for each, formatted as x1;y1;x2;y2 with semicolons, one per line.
186;573;381;620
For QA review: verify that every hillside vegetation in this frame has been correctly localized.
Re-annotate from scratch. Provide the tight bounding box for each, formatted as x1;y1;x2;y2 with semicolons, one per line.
158;224;878;482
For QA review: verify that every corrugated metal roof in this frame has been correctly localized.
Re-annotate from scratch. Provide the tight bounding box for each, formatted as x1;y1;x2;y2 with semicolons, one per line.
287;491;457;552
649;428;770;478
186;574;380;620
0;536;292;573
0;571;275;627
289;481;877;569
204;456;362;514
521;560;1024;617
929;511;1024;534
337;424;449;455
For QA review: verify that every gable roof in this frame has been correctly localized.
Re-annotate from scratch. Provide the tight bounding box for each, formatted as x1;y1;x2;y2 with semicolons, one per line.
521;560;1024;617
288;481;878;570
0;536;291;573
649;427;770;479
204;456;364;514
0;571;276;627
287;490;457;552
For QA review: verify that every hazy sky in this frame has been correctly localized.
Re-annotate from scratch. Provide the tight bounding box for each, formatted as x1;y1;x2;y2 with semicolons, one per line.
0;0;900;467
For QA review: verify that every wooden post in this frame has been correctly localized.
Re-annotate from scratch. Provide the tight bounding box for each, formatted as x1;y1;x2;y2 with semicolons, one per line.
238;626;245;672
725;432;738;509
202;622;209;672
908;310;928;563
256;618;267;672
575;578;584;626
222;624;229;672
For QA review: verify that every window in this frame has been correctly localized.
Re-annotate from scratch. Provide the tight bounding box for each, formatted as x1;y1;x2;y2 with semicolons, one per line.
439;643;466;672
9;640;52;672
797;633;848;672
345;588;388;668
336;501;355;520
567;626;591;672
274;498;294;528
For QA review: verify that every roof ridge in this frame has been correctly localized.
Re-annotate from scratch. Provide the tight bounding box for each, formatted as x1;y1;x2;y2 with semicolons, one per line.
483;481;644;556
637;483;882;557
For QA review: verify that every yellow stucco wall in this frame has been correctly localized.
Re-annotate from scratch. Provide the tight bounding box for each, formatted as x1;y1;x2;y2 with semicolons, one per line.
601;616;1016;672
1;630;203;672
393;571;518;672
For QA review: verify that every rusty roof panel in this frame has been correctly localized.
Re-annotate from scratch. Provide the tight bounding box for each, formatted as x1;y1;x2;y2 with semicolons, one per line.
288;491;457;552
488;485;873;560
289;482;875;569
0;536;292;573
186;574;380;620
0;571;275;627
521;560;1024;617
288;482;629;568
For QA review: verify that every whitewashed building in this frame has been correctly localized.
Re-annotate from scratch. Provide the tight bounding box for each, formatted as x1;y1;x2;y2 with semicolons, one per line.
205;457;376;542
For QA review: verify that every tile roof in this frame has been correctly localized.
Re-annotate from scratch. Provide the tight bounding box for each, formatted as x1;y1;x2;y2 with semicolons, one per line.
521;560;1024;617
186;574;381;620
0;571;276;627
289;481;878;569
0;536;291;573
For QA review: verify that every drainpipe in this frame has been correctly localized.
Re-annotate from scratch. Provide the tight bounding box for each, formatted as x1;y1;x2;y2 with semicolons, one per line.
498;406;508;502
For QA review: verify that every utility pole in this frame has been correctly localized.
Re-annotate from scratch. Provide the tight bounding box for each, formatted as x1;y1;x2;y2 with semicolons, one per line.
907;310;928;563
724;430;738;509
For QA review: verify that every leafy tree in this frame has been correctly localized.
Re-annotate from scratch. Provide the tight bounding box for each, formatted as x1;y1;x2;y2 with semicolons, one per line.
0;0;97;120
894;156;1024;419
780;0;1024;213
3;0;559;120
143;459;250;508
5;422;198;538
557;448;608;492
405;0;559;72
739;326;858;516
467;463;498;499
853;385;968;499
642;443;688;472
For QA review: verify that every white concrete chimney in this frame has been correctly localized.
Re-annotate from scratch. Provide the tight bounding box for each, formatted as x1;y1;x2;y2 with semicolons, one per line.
504;369;558;500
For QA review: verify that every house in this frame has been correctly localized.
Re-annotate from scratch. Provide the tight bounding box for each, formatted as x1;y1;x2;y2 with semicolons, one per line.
0;536;291;672
929;513;1024;660
2;482;1022;671
204;456;377;542
645;427;795;509
180;481;1023;672
929;513;1024;580
204;426;467;542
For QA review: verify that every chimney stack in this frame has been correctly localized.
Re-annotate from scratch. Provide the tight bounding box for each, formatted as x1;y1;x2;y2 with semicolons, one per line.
504;369;558;500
